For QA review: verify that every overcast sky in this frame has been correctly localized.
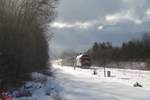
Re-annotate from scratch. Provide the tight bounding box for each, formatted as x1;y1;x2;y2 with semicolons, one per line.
50;0;150;56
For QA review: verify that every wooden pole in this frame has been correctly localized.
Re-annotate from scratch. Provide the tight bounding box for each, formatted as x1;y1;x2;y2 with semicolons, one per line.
104;66;106;77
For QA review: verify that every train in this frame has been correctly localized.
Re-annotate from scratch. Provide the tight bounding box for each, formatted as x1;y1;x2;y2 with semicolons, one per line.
76;54;91;68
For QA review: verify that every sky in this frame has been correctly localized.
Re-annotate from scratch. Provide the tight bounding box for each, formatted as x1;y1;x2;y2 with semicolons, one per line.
49;0;150;56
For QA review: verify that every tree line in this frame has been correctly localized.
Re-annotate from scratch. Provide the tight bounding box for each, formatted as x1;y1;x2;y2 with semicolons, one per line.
87;33;150;69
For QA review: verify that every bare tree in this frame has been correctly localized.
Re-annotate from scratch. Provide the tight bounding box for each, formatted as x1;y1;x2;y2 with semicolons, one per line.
0;0;58;91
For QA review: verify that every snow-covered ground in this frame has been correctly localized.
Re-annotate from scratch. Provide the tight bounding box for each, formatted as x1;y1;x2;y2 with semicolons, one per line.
5;63;150;100
53;64;150;100
9;72;62;100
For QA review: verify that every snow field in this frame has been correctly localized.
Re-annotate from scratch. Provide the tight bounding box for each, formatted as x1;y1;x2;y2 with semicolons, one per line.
53;64;150;100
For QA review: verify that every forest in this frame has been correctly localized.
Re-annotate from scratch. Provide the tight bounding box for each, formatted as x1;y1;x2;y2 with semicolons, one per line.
87;33;150;70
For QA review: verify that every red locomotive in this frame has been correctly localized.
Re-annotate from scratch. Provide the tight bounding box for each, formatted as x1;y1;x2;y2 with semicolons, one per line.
76;54;91;68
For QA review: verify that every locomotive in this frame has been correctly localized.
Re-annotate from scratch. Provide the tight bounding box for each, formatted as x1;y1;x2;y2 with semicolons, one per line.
76;54;91;68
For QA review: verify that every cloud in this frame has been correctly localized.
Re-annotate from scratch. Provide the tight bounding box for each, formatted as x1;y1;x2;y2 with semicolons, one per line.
105;11;143;24
51;22;72;28
97;26;104;30
146;9;150;15
56;0;124;22
51;20;98;29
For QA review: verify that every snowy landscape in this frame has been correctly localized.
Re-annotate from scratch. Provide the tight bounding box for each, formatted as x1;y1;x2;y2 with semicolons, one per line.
1;0;150;100
6;62;150;100
18;61;144;100
53;63;150;100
